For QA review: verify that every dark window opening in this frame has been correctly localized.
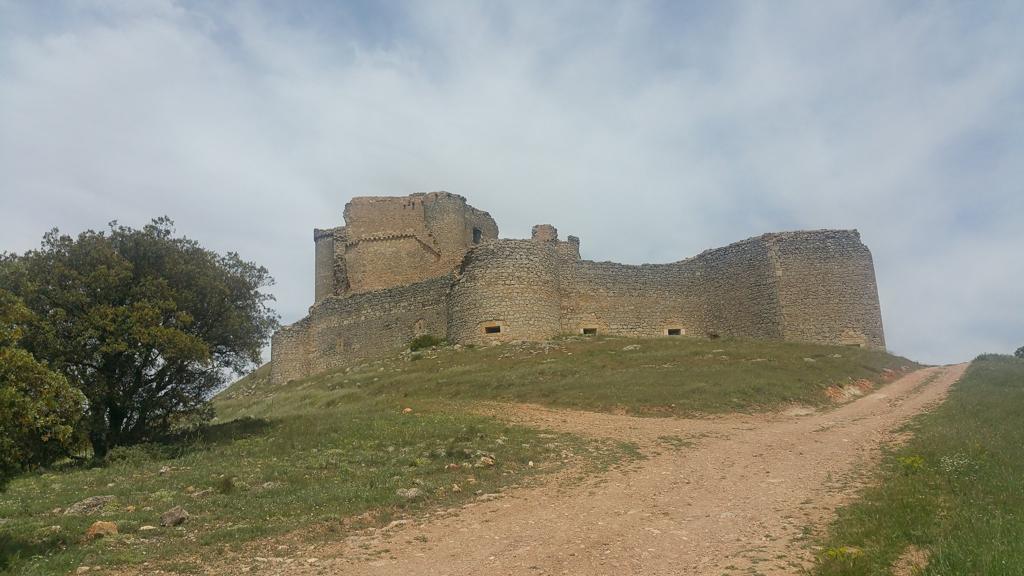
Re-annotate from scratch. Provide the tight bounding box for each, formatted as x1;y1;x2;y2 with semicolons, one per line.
473;228;482;244
582;328;598;335
484;325;501;334
667;328;682;336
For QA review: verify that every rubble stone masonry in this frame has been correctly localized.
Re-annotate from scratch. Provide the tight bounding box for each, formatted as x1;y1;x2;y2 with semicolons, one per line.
270;193;885;384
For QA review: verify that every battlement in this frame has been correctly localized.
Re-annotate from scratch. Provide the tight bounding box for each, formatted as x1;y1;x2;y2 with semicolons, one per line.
271;194;885;384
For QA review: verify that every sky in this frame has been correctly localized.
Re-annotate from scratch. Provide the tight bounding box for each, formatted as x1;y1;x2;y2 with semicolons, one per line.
1;0;1021;365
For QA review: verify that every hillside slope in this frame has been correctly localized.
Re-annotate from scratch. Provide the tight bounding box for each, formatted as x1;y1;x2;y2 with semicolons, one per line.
1;336;914;575
220;335;916;419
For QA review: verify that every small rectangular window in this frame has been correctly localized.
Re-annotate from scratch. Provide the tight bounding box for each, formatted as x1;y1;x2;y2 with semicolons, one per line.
582;328;597;335
667;328;682;336
473;228;482;244
484;325;501;334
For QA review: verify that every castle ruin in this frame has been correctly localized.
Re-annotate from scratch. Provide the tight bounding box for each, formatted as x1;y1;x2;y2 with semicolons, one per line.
270;192;885;384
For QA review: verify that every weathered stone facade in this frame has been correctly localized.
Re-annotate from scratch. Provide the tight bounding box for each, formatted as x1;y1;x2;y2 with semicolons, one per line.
271;193;885;384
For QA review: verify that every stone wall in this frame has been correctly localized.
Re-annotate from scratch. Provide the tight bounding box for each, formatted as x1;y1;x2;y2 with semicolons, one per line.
768;230;885;348
695;237;783;339
270;275;451;383
447;240;563;344
272;193;886;385
560;261;702;337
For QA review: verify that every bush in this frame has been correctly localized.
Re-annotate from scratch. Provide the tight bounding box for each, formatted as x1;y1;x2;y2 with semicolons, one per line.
1016;346;1024;359
409;334;444;351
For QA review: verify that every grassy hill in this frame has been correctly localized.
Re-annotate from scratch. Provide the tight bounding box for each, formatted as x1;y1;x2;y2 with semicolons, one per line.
219;335;916;418
815;354;1024;574
1;336;915;575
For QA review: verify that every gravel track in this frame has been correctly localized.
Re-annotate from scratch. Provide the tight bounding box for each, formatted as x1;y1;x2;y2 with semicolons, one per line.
206;363;967;576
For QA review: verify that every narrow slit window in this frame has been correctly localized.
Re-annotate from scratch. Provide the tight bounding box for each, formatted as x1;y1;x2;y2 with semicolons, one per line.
484;325;501;334
667;328;682;336
582;328;598;335
473;228;482;244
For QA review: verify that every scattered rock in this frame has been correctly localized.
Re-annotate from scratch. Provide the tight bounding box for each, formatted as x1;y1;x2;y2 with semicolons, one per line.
477;455;496;467
138;525;158;531
158;466;171;475
191;488;215;499
622;344;641;351
803;357;816;363
445;463;461;471
160;506;190;527
402;407;413;414
64;495;115;516
528;460;534;467
76;567;92;574
451;483;461;493
396;487;423;500
84;520;118;540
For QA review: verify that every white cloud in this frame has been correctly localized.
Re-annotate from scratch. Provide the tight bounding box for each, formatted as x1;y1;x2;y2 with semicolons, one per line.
1;0;1022;364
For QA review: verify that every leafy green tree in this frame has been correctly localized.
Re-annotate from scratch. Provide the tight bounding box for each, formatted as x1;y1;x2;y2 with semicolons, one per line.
0;290;84;488
0;218;278;458
1016;346;1024;359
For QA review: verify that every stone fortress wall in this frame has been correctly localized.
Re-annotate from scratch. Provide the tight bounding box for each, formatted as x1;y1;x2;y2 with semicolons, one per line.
271;192;885;385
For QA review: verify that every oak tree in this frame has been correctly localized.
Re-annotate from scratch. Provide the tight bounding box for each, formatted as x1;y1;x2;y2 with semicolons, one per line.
0;290;84;488
0;218;278;458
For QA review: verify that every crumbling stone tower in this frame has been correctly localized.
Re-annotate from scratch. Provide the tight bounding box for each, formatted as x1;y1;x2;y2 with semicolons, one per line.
313;192;498;301
270;192;886;385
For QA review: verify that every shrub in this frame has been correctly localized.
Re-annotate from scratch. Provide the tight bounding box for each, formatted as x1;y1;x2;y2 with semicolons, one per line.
409;334;444;351
1015;346;1023;359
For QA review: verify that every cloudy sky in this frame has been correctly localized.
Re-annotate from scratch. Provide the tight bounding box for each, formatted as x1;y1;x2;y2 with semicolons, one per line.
1;0;1021;364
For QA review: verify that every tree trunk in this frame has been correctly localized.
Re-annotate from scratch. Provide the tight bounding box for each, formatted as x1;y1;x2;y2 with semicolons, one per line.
88;404;111;460
89;427;108;460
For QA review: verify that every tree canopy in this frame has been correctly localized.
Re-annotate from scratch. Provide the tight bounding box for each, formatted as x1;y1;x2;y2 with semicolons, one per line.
1016;346;1024;359
0;218;278;458
0;289;84;488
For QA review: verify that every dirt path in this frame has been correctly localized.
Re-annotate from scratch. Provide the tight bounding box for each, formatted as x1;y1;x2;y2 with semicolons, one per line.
231;364;967;576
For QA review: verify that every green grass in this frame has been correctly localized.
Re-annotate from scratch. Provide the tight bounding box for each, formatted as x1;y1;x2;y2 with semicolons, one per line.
0;335;913;574
0;380;626;574
225;335;915;417
814;355;1024;575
